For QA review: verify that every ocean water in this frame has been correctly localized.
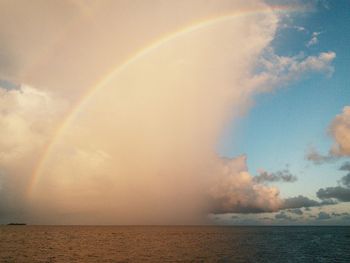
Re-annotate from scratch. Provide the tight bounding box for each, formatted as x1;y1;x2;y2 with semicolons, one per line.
0;226;349;262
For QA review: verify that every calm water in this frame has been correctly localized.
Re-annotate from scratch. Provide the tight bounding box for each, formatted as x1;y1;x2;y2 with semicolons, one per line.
0;226;349;262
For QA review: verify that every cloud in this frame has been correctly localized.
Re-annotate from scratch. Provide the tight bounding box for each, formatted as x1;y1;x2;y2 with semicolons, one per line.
275;211;292;220
0;41;17;81
340;162;350;171
340;174;350;188
0;0;337;224
288;208;303;215
0;0;282;224
0;79;19;90
306;31;321;47
209;171;337;214
282;195;319;209
208;156;282;214
330;106;350;156
282;195;336;209
253;169;297;184
306;106;350;164
317;186;350;202
306;147;337;164
317;211;331;220
253;50;336;91
293;25;306;32
279;23;306;32
316;163;350;202
0;85;65;163
208;160;336;214
0;84;66;220
331;212;350;217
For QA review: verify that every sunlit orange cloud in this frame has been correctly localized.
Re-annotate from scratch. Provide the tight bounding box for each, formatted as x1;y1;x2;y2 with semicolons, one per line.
0;0;307;224
27;0;285;224
28;4;295;198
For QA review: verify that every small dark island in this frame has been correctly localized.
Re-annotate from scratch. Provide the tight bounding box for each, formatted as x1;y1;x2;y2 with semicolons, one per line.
7;223;27;225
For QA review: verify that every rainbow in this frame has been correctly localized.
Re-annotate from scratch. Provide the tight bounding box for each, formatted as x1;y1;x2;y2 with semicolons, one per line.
27;5;297;196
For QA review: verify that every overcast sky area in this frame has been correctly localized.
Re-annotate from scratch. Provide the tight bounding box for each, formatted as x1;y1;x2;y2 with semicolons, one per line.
0;0;349;225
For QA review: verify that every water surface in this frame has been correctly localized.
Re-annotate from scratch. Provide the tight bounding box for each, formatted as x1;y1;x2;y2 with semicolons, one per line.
0;226;349;262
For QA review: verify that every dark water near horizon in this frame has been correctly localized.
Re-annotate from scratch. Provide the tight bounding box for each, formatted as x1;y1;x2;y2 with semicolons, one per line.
0;226;349;262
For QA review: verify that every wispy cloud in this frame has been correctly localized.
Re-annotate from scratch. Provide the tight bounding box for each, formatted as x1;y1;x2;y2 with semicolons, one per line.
254;169;297;184
253;50;336;91
306;31;321;47
305;147;338;165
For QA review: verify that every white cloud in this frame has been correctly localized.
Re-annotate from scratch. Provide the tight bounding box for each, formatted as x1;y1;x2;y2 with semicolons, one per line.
306;31;321;47
208;156;282;214
252;50;336;92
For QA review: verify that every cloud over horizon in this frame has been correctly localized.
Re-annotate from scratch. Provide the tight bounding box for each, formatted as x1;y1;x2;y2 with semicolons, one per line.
0;84;66;222
0;0;339;224
316;162;350;203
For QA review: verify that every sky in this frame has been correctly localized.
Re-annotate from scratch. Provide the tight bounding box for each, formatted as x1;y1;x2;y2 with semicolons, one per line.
0;0;349;225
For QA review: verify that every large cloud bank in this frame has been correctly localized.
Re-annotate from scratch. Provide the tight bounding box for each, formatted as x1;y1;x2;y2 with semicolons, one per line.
0;0;336;224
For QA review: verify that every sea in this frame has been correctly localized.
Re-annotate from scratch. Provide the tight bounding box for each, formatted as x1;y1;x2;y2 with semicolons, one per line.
0;226;349;262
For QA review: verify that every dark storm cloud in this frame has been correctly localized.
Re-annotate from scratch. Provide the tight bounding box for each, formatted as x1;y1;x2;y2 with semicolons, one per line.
316;167;350;202
340;174;350;187
282;195;336;209
316;186;350;202
317;211;331;220
340;162;350;171
339;162;350;187
253;169;297;184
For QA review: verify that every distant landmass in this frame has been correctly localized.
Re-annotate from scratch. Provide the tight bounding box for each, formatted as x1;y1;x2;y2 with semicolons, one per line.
7;223;27;225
